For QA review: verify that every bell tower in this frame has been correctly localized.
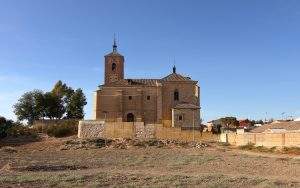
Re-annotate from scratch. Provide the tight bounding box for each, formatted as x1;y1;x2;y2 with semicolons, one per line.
104;38;124;84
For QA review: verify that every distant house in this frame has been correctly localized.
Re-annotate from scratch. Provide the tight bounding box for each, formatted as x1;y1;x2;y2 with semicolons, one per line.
238;119;252;129
271;120;293;124
206;121;213;132
251;121;300;133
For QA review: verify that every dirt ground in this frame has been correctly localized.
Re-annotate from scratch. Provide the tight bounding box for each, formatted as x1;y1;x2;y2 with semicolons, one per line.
0;136;299;188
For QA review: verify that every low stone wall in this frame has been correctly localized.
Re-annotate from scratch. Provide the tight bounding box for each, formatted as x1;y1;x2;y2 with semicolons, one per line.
78;120;217;142
78;120;105;138
135;124;157;139
156;125;218;142
220;132;300;148
104;122;136;139
79;121;139;139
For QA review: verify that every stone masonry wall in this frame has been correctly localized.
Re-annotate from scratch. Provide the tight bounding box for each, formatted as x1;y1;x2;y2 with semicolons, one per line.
135;123;157;139
78;120;105;139
78;120;217;142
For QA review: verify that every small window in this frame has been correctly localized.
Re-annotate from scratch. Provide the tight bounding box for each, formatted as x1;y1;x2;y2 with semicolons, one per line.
128;96;132;100
174;89;179;101
112;63;116;71
178;115;183;121
147;96;150;100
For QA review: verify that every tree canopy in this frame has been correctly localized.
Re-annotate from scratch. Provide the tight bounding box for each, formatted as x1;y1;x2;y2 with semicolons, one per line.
13;81;87;125
219;117;240;130
13;90;45;125
66;89;87;119
0;116;17;138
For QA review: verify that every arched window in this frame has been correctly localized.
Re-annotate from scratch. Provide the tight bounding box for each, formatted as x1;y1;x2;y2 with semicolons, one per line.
178;115;183;121
112;63;116;71
174;89;179;101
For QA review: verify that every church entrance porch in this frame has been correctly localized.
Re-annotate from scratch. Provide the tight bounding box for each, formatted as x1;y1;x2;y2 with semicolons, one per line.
126;113;135;122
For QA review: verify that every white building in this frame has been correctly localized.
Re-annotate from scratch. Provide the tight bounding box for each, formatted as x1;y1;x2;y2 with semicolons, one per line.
294;117;300;122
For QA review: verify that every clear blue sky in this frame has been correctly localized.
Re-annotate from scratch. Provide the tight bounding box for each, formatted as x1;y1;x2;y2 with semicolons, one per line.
0;0;300;122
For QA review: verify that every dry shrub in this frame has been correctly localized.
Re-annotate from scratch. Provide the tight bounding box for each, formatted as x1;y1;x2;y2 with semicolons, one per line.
6;126;38;139
239;143;277;153
35;120;78;138
256;146;276;153
282;147;300;155
0;146;17;153
239;143;255;150
46;124;77;138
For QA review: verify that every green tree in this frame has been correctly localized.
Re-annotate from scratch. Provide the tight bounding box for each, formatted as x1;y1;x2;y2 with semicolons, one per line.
14;81;87;122
13;90;45;125
219;117;239;130
34;91;46;119
0;116;14;138
52;80;74;104
0;116;6;125
66;89;87;119
44;92;65;119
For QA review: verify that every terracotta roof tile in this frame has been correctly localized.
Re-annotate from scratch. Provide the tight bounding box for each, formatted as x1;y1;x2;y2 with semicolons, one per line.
130;79;161;86
105;79;161;86
104;51;124;57
162;73;193;82
103;72;196;87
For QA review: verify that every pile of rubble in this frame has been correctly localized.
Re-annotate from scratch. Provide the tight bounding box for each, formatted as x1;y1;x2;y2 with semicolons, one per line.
61;138;210;150
0;162;87;173
0;146;18;153
60;138;113;150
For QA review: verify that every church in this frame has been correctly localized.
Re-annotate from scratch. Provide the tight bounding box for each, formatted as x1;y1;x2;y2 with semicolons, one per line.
93;40;201;128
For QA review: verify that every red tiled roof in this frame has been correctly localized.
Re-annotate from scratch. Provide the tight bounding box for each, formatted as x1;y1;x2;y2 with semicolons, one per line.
162;73;194;82
104;51;124;57
105;79;161;86
130;79;161;86
103;73;196;87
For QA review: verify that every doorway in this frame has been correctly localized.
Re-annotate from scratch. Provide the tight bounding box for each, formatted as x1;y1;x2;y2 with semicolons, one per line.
126;113;135;122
